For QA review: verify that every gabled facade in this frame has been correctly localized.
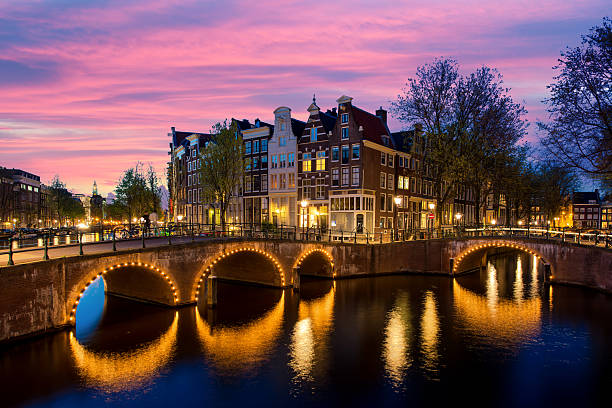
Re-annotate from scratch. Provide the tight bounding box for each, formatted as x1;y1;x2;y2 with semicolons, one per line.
268;107;305;227
297;97;334;231
328;95;381;234
241;119;273;224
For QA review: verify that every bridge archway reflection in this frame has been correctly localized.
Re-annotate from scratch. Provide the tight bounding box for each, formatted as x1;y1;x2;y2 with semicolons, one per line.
453;254;543;347
69;311;178;392
195;288;285;375
289;280;335;383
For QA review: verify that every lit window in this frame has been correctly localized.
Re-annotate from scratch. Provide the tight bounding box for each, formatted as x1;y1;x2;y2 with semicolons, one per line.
398;175;404;189
316;151;326;171
303;153;312;172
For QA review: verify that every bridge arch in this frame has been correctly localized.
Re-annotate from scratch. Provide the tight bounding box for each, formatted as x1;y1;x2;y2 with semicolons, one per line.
193;247;286;302
452;241;547;276
68;261;179;324
293;248;335;278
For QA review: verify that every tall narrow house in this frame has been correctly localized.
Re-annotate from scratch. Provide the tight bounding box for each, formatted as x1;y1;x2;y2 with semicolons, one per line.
297;97;335;231
268;106;306;227
241;119;273;224
328;95;394;235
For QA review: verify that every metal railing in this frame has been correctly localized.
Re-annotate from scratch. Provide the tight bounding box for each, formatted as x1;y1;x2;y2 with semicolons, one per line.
1;222;610;266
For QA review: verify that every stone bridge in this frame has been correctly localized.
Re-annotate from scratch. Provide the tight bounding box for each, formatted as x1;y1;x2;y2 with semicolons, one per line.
1;236;610;342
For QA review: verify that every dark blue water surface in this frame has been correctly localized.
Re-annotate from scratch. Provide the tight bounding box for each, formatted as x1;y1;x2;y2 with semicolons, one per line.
1;251;611;407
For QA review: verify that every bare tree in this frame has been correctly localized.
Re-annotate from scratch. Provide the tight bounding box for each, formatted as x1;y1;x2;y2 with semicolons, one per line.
538;18;612;178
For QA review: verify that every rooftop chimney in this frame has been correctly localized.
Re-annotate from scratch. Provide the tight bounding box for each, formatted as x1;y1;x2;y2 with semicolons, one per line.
376;106;387;125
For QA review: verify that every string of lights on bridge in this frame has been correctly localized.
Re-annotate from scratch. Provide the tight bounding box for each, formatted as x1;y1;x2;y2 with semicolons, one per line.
453;242;543;275
69;262;179;323
194;247;286;302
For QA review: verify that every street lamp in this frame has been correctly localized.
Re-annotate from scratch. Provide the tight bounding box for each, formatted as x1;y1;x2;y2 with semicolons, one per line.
394;196;402;240
427;202;435;239
300;200;308;239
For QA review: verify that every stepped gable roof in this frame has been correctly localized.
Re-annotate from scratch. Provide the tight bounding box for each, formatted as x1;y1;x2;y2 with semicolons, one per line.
319;110;336;133
391;130;415;153
573;191;601;205
291;118;306;137
351;105;394;148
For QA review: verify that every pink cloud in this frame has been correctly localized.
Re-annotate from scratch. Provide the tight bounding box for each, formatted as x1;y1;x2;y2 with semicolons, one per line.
0;0;609;193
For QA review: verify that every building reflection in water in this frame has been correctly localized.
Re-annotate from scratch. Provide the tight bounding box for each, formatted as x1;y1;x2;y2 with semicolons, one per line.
453;253;542;347
420;290;440;375
382;291;412;389
195;292;285;375
289;283;335;384
69;311;179;393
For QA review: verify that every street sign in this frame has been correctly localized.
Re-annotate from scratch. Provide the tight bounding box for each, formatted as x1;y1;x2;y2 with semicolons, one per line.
428;213;435;219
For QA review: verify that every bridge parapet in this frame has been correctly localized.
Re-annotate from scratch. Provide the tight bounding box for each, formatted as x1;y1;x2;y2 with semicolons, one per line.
1;236;610;343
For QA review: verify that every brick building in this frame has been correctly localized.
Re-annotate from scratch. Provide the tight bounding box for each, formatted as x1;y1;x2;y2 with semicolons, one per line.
298;97;335;231
240;119;273;225
572;190;601;229
0;167;43;228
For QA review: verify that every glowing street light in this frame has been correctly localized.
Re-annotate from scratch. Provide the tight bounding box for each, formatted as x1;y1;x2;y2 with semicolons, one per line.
300;200;308;239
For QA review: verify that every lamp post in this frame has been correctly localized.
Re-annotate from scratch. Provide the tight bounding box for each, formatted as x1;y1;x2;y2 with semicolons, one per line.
428;202;436;239
454;212;462;237
394;196;402;240
300;200;308;240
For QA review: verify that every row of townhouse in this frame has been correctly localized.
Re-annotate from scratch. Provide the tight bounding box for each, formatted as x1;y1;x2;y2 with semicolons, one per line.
168;95;479;234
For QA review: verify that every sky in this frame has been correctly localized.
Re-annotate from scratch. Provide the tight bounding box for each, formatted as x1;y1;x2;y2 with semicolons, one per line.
0;0;609;195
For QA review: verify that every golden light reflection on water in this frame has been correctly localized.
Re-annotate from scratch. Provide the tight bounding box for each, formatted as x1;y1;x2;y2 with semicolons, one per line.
195;292;285;375
420;291;439;373
486;262;499;314
513;255;524;304
69;312;178;393
453;279;541;345
530;254;539;299
289;286;335;383
382;292;412;388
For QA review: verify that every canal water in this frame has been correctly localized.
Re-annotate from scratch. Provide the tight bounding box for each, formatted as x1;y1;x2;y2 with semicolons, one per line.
2;251;611;407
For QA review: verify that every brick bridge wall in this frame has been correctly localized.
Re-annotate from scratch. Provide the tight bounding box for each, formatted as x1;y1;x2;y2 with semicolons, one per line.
1;237;610;342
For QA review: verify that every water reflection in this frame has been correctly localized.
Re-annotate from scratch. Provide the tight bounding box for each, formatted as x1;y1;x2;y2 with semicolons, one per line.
69;311;178;393
454;252;543;347
420;291;440;375
513;255;524;303
382;291;412;388
289;283;335;383
195;291;285;375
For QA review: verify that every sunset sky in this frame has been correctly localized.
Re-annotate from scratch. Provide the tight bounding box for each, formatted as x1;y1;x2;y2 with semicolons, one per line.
0;0;609;195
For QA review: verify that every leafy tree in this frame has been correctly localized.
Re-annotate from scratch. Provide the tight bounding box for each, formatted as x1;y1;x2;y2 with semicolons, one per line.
538;18;612;178
114;163;160;225
47;176;78;225
198;120;244;232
